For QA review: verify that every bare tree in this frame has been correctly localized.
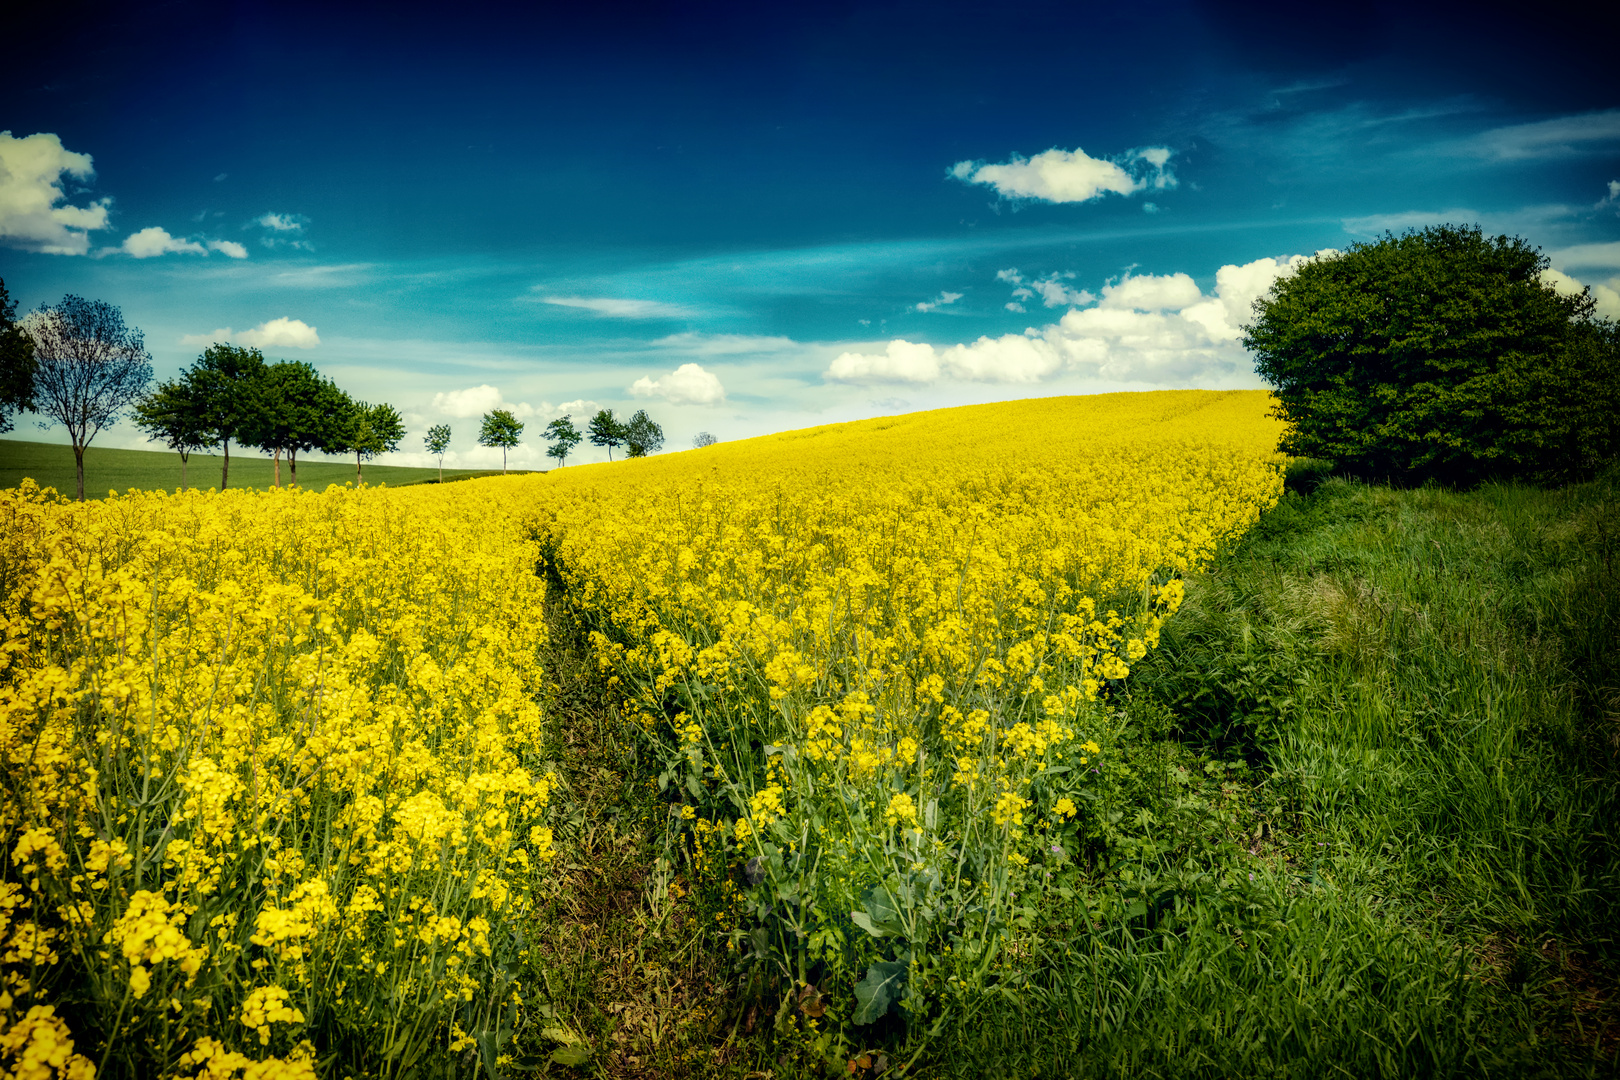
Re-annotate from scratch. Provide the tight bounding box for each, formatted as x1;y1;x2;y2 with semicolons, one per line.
28;296;152;500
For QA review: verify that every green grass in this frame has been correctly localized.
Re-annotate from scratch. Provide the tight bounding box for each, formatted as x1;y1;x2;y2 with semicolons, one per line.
917;465;1619;1077
0;437;529;497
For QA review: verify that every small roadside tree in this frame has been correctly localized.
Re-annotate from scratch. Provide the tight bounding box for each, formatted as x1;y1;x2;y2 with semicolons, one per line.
587;408;626;461
692;431;718;449
1245;223;1619;485
424;424;451;482
0;279;38;434
478;408;524;473
133;378;215;489
624;409;664;458
26;295;152;500
544;414;581;467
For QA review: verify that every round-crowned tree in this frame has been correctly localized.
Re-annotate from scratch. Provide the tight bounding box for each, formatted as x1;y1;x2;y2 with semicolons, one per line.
1244;224;1620;485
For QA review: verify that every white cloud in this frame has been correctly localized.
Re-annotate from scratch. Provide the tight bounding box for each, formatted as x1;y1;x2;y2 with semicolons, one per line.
828;253;1327;386
650;332;799;355
996;267;1092;308
914;291;963;313
1459;109;1620;161
1099;272;1203;311
629;363;727;406
180;317;320;349
827;340;943;384
256;212;306;232
1342;208;1479;236
432;385;529;419
1550;240;1620;272
0;130;111;255
1543;268;1620;320
122;226;208;258
208;239;249;259
540;296;690;318
950;145;1175;204
1005;302;1026;313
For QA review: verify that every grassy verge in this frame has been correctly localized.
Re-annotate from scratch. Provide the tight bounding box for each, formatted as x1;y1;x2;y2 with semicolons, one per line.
919;466;1618;1077
0;437;526;496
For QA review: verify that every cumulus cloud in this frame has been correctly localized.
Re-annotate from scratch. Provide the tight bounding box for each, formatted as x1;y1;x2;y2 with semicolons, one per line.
122;227;207;258
0;130;111;255
208;239;248;259
428;385;597;422
629;363;727;406
914;291;963;313
828;253;1329;386
1543;268;1620;319
180;317;320;349
950;145;1175;204
540;296;690;318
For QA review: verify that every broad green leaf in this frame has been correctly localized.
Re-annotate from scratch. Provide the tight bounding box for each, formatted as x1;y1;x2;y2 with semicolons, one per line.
852;960;908;1025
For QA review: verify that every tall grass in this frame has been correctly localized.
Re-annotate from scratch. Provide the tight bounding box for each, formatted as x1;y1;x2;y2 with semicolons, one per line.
925;466;1618;1077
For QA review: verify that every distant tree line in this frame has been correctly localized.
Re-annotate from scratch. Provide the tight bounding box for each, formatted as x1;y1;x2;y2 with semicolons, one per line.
2;280;683;499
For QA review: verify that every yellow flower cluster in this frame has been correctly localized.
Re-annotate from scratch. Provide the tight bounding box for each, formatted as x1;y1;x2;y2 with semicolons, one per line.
527;390;1284;975
0;477;556;1076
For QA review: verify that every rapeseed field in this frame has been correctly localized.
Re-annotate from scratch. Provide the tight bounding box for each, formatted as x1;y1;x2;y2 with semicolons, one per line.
0;389;1285;1077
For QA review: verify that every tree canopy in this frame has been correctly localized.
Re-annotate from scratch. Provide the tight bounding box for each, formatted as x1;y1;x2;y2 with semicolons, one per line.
345;400;406;482
132;378;215;489
587;409;626;461
27;295;152;500
623;409;664;458
544;414;581;467
0;279;37;435
245;360;349;486
478;409;524;472
1244;224;1619;485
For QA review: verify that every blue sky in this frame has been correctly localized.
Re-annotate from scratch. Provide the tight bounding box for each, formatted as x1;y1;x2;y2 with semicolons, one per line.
3;0;1618;469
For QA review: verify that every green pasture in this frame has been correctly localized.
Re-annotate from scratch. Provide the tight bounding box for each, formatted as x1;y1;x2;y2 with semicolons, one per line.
0;437;529;497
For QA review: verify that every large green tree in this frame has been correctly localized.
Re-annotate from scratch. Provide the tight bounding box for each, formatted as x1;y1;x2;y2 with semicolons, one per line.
0;279;37;434
623;409;664;458
245;361;348;487
132;378;215;489
27;295;152;500
478;409;524;473
184;344;268;491
1244;224;1618;485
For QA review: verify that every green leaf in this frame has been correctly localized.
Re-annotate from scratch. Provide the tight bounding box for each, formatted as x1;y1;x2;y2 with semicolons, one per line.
850;910;886;937
549;1043;593;1066
852;960;908;1025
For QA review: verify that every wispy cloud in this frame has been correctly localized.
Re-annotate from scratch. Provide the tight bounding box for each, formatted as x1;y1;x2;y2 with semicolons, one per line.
1455;108;1620;161
914;291;963;313
270;263;372;287
540;296;692;318
1549;240;1620;271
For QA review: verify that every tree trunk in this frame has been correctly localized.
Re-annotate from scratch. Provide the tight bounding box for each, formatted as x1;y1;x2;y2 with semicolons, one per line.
73;441;86;502
273;449;281;488
221;438;231;491
355;450;362;484
180;450;189;490
289;449;298;488
438;458;443;483
503;447;508;474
